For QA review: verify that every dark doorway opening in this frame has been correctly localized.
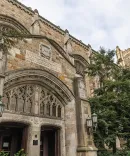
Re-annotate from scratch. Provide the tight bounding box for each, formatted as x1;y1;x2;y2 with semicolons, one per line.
40;126;60;156
0;122;28;156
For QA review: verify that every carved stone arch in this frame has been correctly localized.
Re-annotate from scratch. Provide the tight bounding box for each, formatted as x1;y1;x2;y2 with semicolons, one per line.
4;68;74;105
72;54;89;76
0;14;31;35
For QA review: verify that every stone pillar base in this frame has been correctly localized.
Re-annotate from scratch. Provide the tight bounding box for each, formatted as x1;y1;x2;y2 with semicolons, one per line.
77;146;97;156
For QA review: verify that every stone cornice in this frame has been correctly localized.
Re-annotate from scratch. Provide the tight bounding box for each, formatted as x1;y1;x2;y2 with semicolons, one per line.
6;0;94;51
7;0;34;15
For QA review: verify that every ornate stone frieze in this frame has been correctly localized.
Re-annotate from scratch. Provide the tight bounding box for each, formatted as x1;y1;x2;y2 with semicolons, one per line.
25;50;62;73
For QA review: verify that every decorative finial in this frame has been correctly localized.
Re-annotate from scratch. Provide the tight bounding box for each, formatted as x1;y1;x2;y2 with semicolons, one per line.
88;44;91;48
65;29;69;33
34;9;39;14
116;46;120;51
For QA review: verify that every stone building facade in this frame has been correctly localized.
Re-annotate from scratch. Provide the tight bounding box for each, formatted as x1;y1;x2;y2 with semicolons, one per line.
0;0;97;156
116;46;130;67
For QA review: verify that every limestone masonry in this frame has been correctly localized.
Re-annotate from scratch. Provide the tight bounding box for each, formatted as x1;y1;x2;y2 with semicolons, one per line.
0;0;98;156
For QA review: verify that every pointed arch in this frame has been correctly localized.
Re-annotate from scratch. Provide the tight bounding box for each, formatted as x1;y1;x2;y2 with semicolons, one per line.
0;14;31;35
4;68;74;105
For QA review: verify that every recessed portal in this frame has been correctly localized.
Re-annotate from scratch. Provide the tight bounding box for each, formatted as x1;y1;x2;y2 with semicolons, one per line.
0;122;28;156
40;126;60;156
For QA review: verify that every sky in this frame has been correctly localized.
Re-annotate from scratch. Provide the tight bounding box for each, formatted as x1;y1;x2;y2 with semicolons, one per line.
19;0;130;51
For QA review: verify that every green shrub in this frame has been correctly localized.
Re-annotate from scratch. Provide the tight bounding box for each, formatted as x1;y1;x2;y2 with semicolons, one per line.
0;149;26;156
0;151;9;156
98;150;129;156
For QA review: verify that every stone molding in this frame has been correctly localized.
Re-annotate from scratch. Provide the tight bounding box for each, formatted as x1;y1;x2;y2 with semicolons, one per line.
0;14;31;34
4;68;74;104
72;54;89;67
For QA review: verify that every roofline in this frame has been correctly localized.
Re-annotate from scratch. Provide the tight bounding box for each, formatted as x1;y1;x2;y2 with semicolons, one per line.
7;0;94;51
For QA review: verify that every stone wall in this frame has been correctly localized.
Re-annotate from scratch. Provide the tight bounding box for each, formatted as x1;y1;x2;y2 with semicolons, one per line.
116;46;130;67
0;0;97;156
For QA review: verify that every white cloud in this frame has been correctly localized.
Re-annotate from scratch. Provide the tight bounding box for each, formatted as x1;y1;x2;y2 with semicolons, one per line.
19;0;130;51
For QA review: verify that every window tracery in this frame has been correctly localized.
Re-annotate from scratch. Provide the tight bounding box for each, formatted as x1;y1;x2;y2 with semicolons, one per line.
3;84;63;118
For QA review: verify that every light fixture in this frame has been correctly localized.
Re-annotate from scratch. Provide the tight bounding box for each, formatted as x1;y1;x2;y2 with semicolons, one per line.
86;113;98;134
92;113;97;133
86;116;93;128
86;116;93;135
92;113;97;124
0;96;5;117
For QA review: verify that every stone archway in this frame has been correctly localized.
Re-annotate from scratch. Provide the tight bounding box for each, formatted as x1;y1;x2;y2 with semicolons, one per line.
40;125;61;156
0;121;30;156
4;69;74;105
0;14;31;35
1;68;75;156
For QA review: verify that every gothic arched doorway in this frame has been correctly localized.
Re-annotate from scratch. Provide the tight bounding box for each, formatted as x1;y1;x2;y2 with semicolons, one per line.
0;122;28;156
40;126;60;156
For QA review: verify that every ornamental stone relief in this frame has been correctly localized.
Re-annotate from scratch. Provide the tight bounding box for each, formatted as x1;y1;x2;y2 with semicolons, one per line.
26;50;62;73
3;84;63;118
39;43;51;60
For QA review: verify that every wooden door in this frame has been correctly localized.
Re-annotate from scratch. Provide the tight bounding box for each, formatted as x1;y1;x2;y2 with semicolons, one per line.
40;128;60;156
21;126;28;152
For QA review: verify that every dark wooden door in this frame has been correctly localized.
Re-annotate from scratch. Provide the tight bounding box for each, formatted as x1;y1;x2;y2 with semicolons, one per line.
40;128;60;156
0;127;26;156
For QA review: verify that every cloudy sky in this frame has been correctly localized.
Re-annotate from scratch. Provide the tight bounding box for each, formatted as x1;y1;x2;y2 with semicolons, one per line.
19;0;130;51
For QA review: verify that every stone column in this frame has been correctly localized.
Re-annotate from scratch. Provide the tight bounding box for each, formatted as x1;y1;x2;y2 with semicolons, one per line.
0;43;7;97
74;77;86;147
27;124;41;156
74;76;97;156
0;74;5;96
65;99;77;156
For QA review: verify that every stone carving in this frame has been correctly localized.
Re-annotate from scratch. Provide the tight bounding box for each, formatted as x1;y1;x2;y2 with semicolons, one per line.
26;50;62;73
0;35;6;75
4;69;74;103
31;9;40;35
64;29;72;54
78;79;86;99
39;44;51;60
88;44;92;58
72;54;88;76
4;84;34;113
3;84;63;118
0;14;30;35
